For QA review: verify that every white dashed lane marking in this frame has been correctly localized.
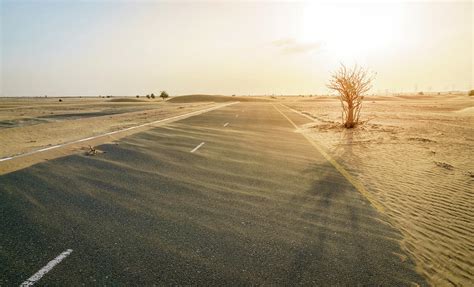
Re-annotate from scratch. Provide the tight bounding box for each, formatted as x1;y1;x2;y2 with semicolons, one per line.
20;249;73;287
190;142;205;153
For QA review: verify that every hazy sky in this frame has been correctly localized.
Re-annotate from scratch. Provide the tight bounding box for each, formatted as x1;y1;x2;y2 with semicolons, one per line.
1;0;472;97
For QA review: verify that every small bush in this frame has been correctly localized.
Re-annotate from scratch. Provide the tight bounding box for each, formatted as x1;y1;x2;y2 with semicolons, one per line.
469;90;474;96
151;93;155;99
86;145;97;156
418;91;424;95
136;95;139;98
146;95;150;99
160;91;169;100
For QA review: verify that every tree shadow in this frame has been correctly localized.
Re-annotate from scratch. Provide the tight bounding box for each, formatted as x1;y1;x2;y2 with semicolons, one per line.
283;158;427;286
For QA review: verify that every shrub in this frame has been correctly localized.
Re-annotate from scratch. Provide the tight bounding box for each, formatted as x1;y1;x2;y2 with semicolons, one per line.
136;95;139;98
160;91;169;100
469;90;474;96
327;64;374;128
150;93;155;99
418;91;424;95
146;95;150;99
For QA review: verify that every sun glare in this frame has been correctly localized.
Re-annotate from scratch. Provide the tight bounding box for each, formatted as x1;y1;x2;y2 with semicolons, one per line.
300;3;404;62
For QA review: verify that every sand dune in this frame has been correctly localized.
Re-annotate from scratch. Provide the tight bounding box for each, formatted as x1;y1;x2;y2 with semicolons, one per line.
285;93;474;286
168;95;270;103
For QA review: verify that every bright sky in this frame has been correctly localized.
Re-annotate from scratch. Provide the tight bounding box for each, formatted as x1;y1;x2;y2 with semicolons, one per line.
1;0;472;97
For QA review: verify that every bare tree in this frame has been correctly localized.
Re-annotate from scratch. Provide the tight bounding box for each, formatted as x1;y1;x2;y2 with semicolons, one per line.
327;64;374;128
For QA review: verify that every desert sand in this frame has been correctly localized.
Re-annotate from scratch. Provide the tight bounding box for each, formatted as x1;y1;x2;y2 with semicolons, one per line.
0;97;223;174
0;95;269;174
1;94;472;285
282;93;473;286
0;100;426;285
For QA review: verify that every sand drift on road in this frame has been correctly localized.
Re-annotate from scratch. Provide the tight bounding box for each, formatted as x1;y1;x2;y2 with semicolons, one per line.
0;94;472;285
285;93;474;286
0;102;425;285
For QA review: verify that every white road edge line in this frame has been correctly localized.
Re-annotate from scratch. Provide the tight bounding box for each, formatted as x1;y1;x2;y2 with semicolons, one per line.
20;249;73;287
0;102;238;163
190;142;205;153
223;122;229;127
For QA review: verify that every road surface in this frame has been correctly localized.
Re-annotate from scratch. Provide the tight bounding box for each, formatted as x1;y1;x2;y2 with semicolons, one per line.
0;102;426;285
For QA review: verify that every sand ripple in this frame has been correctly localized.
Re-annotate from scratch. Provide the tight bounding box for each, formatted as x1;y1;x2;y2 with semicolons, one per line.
289;94;474;286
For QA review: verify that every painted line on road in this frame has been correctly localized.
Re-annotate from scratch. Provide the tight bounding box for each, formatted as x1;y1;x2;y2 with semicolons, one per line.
280;104;316;121
0;102;238;163
36;146;61;152
20;249;73;287
223;122;229;127
272;104;384;213
0;156;13;162
190;142;205;153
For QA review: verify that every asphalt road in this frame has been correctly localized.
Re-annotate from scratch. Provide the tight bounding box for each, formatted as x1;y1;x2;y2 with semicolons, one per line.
0;102;426;286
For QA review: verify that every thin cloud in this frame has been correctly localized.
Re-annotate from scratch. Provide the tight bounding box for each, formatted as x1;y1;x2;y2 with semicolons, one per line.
272;38;322;54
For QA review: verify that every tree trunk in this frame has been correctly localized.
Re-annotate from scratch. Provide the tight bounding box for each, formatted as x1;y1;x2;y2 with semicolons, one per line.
346;104;354;128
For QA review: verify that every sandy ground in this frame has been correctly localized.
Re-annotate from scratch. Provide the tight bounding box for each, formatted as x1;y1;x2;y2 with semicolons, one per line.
0;102;425;285
1;94;472;285
283;93;473;286
0;97;220;174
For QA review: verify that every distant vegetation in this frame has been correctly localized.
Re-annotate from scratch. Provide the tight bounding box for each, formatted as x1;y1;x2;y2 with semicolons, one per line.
469;90;474;96
160;91;169;100
135;93;161;100
327;64;374;128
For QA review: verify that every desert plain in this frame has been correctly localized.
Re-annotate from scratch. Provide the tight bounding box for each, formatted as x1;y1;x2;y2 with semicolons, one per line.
0;93;472;286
